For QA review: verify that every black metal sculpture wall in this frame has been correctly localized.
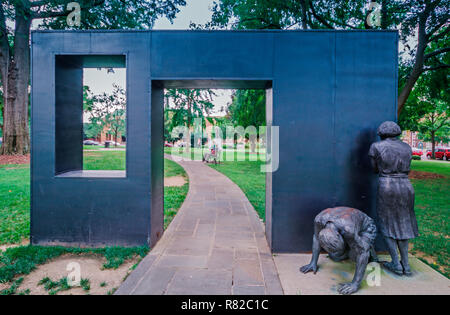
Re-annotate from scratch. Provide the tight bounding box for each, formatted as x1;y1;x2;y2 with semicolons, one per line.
31;30;398;252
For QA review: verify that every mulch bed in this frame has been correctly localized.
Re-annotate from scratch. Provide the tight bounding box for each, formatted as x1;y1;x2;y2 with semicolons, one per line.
409;170;445;180
0;154;30;165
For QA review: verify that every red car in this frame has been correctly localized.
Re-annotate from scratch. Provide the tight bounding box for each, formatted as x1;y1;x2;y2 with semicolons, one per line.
412;149;423;157
426;148;450;160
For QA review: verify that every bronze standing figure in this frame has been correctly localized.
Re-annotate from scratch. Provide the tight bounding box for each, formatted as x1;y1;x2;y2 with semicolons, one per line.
369;121;418;276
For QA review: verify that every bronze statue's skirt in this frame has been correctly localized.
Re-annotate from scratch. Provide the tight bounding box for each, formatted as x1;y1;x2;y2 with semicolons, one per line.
377;174;419;240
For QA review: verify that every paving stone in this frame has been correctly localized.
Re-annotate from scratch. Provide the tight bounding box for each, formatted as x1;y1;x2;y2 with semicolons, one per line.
166;236;212;256
115;254;157;295
260;258;285;295
215;237;258;249
233;285;266;295
215;229;254;241
233;259;264;286
216;215;251;227
132;266;177;295
166;269;232;295
157;255;208;268
207;248;235;270
194;223;215;238
235;248;259;261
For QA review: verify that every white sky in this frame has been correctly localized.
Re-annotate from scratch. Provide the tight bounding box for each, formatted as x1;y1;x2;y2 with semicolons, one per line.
84;0;232;117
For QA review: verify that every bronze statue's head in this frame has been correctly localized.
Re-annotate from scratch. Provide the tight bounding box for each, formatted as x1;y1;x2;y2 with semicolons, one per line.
377;121;401;139
318;224;346;261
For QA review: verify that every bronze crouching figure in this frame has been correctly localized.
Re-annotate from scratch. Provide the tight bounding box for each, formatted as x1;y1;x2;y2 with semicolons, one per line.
300;207;377;295
369;121;418;276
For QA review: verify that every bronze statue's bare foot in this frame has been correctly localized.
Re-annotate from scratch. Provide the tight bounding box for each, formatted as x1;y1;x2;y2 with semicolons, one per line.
337;282;359;295
382;261;403;275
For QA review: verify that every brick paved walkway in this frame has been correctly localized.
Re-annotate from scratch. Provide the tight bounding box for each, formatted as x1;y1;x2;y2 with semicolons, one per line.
116;156;283;295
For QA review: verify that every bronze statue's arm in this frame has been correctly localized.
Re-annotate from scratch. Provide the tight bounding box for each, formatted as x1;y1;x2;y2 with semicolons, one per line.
370;156;379;174
300;225;321;274
338;250;370;295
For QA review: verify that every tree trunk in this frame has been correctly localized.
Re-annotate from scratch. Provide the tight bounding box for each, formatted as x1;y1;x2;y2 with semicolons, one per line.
1;9;31;155
431;131;435;159
299;0;308;30
0;4;9;147
397;5;430;116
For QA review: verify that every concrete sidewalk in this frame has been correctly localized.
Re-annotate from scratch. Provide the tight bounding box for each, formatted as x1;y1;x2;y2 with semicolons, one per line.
116;156;283;295
274;254;450;295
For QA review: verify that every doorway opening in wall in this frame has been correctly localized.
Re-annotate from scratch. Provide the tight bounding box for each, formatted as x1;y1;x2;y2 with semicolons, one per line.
54;55;127;178
161;82;272;230
82;61;127;173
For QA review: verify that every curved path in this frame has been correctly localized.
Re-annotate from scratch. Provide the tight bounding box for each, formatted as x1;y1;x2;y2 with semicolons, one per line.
116;156;283;295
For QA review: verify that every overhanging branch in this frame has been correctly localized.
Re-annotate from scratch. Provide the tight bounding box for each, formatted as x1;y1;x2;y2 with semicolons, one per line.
424;46;450;59
422;64;450;72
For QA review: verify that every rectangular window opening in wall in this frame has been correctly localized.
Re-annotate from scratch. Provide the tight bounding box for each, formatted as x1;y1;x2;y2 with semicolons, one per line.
55;55;127;178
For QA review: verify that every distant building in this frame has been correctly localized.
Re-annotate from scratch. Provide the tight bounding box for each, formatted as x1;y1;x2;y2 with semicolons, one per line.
401;130;448;150
85;123;125;145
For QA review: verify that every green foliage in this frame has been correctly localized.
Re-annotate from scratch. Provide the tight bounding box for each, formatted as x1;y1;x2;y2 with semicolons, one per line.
228;90;266;131
84;84;126;145
404;64;449;154
412;155;421;160
80;278;91;292
38;276;72;295
204;0;405;30
83;123;102;140
0;277;24;295
164;89;216;142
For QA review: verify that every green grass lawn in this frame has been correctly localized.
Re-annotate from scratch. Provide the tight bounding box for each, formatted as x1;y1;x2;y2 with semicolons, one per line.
0;164;30;244
163;158;189;228
409;161;450;277
83;151;126;170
